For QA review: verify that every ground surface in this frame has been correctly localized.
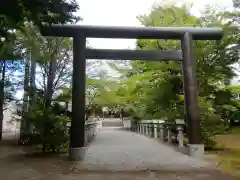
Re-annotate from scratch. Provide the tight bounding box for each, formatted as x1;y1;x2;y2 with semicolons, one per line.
215;134;240;149
204;131;240;177
79;126;214;171
0;144;236;180
0;118;237;179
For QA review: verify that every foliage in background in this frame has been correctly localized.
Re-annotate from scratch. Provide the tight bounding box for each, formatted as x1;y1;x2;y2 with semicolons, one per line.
0;0;79;42
102;3;239;149
16;90;70;153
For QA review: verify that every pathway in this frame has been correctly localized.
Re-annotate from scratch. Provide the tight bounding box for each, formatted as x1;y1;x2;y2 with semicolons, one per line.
73;118;236;179
0;118;237;179
78;118;213;171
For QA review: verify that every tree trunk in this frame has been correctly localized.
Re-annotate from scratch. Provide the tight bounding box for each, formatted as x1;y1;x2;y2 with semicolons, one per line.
45;60;57;107
102;109;104;120
65;102;69;115
26;57;36;135
42;144;46;153
29;58;36;106
20;59;30;143
93;107;95;117
0;60;5;140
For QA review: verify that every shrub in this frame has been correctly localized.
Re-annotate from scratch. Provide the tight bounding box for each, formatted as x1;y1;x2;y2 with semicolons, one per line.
19;102;70;153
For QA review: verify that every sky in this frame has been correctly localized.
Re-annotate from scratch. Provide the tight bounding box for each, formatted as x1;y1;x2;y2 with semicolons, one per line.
76;0;233;50
74;0;235;80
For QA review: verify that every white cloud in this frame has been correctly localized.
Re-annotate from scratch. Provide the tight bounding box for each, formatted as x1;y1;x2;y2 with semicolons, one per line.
74;0;233;78
76;0;233;49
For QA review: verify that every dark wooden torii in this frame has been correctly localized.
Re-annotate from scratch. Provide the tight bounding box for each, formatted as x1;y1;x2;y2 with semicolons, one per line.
40;25;222;161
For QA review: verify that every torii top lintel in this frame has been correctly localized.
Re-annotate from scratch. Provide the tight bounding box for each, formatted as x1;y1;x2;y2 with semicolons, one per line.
40;24;223;40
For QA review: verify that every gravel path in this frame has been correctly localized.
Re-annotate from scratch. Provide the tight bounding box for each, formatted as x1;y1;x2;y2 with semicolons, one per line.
0;120;237;179
0;144;236;180
77;127;215;171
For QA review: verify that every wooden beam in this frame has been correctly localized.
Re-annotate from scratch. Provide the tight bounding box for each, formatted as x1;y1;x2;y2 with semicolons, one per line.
40;25;223;40
85;49;183;61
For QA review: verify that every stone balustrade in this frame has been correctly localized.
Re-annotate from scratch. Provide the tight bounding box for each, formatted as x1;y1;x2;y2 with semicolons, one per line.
84;117;102;144
67;117;102;145
84;121;97;144
122;117;132;130
131;119;186;150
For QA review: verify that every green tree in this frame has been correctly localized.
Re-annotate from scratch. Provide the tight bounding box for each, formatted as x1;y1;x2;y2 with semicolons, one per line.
1;0;80;140
0;0;79;41
109;3;239;148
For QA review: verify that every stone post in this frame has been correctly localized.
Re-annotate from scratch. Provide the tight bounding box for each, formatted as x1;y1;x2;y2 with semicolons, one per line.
147;124;150;136
177;126;184;148
167;126;172;144
144;124;147;135
146;124;149;136
151;123;154;138
149;123;153;137
159;124;164;141
154;124;158;138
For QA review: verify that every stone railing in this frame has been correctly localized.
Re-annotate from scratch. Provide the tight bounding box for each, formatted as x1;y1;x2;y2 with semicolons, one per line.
84;117;102;144
122;117;132;130
67;117;102;145
131;119;186;150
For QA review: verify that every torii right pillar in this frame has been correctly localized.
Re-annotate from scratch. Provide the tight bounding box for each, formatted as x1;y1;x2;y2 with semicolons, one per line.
181;32;203;158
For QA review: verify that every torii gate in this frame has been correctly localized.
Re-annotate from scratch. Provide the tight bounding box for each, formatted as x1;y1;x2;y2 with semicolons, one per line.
40;25;222;161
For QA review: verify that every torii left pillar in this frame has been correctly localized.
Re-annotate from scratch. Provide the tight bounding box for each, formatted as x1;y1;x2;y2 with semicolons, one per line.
69;33;86;161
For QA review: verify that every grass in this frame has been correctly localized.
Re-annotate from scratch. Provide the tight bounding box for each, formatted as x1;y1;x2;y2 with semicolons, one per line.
228;127;240;134
207;149;240;177
205;127;240;177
